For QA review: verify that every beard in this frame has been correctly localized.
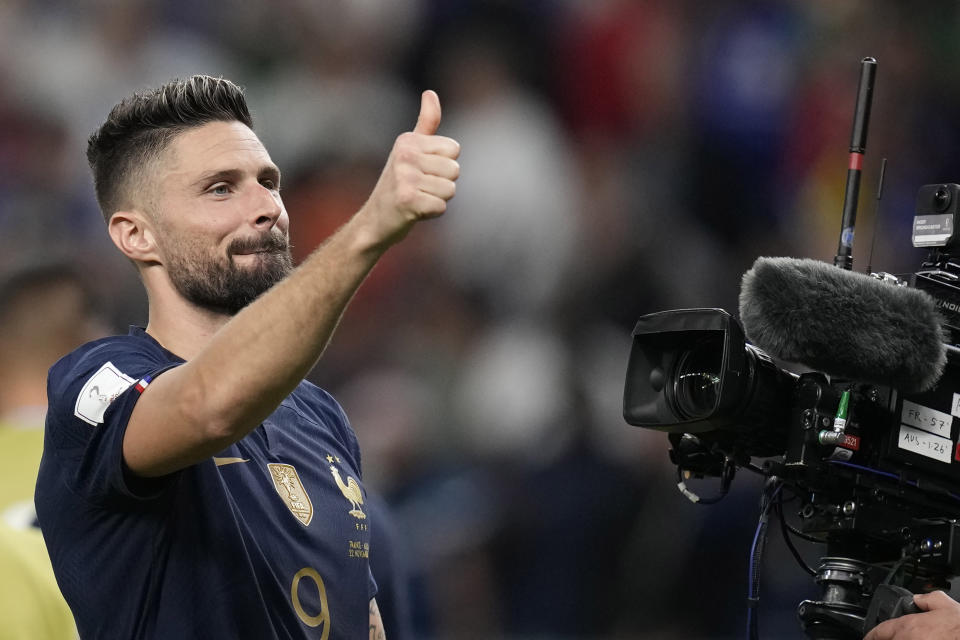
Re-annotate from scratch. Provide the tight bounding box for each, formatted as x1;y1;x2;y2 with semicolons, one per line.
163;230;294;316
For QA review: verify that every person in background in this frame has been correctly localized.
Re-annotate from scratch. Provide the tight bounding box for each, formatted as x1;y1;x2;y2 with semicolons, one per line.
0;261;106;640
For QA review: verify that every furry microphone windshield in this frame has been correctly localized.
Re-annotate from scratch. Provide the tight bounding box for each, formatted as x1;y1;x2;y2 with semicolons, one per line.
738;257;947;393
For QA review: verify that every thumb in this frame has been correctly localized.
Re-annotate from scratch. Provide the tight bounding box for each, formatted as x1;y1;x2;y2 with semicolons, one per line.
914;591;953;611
413;90;441;135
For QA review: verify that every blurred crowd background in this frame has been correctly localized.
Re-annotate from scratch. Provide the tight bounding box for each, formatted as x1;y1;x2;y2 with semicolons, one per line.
4;0;960;638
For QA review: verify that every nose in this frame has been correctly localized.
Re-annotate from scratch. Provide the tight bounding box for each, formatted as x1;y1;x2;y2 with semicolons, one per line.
251;182;284;230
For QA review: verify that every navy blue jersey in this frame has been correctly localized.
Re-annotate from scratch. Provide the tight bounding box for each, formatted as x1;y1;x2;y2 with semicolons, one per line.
36;327;376;639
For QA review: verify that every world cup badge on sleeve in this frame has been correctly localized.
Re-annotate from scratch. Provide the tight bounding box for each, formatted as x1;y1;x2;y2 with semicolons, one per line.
74;362;135;426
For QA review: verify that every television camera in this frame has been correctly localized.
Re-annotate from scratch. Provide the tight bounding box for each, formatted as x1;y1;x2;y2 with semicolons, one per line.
623;59;960;640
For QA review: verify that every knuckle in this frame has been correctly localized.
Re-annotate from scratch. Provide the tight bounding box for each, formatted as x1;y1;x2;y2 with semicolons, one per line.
395;147;415;164
396;163;418;182
396;186;418;207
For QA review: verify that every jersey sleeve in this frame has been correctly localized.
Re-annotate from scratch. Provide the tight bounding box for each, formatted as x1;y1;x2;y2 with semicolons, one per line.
331;395;364;479
41;339;180;507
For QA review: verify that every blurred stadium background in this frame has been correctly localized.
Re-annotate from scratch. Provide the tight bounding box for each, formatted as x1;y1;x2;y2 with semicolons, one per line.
4;1;960;638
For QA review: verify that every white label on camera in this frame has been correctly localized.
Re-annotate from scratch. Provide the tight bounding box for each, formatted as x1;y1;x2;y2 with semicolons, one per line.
913;214;953;246
951;393;960;419
900;400;952;438
898;425;952;464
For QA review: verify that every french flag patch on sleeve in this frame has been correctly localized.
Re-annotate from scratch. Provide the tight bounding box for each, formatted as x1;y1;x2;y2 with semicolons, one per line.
134;376;152;393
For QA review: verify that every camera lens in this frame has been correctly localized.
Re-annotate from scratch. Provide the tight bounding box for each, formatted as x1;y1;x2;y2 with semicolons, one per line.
935;186;951;211
673;338;723;419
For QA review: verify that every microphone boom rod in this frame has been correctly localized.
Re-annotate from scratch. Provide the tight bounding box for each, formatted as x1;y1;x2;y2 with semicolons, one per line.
834;57;878;271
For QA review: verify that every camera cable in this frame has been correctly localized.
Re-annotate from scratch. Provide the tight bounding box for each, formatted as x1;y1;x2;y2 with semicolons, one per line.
774;493;817;577
829;460;960;504
747;477;783;640
882;548;918;588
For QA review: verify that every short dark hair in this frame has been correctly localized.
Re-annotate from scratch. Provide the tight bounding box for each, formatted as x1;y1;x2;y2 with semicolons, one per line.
87;75;253;221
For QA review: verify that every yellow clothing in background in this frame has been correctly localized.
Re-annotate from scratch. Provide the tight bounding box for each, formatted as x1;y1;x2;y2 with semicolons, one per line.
0;422;76;640
0;423;45;516
0;523;76;640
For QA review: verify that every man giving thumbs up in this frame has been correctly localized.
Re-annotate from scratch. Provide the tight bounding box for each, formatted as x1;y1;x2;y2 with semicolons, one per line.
36;76;459;640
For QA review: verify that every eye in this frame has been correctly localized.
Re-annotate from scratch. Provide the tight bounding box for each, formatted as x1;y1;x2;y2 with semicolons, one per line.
210;183;231;196
260;178;280;192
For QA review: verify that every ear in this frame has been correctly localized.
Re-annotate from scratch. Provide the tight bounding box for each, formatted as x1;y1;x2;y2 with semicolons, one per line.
108;210;162;264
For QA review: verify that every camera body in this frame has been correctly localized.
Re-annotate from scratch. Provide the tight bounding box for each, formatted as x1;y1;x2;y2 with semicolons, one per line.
623;184;960;580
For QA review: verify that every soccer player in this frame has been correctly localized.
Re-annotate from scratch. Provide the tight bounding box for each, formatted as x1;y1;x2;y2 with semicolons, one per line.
35;75;459;639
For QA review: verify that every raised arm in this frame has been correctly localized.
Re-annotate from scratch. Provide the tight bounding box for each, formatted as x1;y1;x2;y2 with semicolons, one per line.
121;91;460;477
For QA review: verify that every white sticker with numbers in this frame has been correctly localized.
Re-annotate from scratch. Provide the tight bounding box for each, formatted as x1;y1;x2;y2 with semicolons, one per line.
901;399;952;439
898;425;953;463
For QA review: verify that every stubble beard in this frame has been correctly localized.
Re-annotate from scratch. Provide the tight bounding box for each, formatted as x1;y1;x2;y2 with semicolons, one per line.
164;231;294;316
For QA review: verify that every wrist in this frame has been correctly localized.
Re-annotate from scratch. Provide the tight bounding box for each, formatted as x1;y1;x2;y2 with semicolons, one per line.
347;201;411;256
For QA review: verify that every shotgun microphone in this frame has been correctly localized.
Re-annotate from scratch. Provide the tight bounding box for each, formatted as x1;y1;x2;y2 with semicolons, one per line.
739;256;947;393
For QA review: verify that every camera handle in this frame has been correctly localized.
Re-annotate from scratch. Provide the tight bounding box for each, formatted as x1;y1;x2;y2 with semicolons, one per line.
797;558;923;639
862;584;922;634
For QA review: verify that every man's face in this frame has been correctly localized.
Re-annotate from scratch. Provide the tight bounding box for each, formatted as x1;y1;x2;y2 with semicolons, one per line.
147;121;293;316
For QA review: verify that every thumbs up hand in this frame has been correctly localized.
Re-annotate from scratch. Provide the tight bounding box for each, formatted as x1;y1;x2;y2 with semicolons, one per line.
357;90;460;249
414;89;443;136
